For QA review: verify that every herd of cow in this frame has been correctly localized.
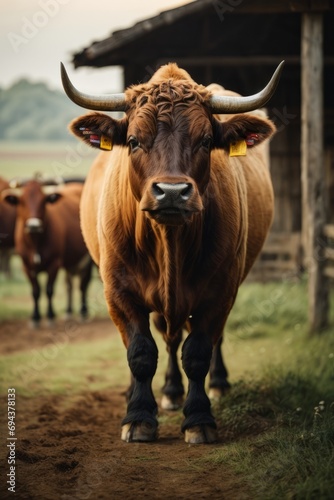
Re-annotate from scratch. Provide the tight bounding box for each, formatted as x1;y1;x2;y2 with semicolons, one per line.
1;61;284;444
0;174;93;324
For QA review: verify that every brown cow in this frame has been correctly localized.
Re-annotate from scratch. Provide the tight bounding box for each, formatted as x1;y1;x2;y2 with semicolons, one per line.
62;61;283;443
0;176;16;276
2;180;93;325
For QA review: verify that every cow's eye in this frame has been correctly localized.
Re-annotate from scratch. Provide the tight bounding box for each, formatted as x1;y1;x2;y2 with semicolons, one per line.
128;136;140;152
46;193;61;204
201;135;213;151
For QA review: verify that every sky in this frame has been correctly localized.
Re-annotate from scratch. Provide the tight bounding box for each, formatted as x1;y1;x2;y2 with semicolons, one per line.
1;0;191;93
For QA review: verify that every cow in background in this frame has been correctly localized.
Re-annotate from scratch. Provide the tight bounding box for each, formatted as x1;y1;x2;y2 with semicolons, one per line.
2;179;93;326
0;176;16;277
62;61;283;443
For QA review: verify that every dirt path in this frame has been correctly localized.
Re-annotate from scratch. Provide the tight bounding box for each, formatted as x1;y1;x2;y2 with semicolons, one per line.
0;320;250;500
0;318;114;355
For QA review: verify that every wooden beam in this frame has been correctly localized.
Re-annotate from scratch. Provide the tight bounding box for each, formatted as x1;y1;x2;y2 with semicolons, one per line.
324;247;334;261
231;0;331;14
324;224;334;239
157;56;334;67
301;13;329;333
324;266;334;279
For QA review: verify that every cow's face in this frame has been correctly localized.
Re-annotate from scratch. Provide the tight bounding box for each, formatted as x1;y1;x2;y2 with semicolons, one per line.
2;181;62;234
70;77;275;226
125;82;216;225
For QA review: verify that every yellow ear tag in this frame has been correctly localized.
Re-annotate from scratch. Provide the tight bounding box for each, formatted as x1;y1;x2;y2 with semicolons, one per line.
100;135;112;151
229;140;247;157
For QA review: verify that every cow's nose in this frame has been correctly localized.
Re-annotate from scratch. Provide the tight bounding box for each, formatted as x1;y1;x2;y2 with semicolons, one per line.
152;183;193;203
25;217;43;233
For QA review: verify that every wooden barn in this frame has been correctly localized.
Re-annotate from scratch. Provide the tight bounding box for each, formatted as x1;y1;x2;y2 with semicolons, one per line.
70;0;334;331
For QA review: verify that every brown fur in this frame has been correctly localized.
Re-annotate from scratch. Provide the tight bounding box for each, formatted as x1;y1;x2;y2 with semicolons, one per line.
0;176;16;248
13;182;86;270
0;177;16;275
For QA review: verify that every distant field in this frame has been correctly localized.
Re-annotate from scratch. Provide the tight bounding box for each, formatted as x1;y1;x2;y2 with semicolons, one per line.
0;140;96;179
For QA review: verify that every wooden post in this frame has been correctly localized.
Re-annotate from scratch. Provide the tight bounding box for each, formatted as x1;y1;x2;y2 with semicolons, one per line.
301;13;329;333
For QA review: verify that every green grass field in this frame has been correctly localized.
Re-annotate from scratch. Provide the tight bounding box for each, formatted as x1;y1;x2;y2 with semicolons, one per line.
1;140;334;498
0;140;96;179
0;255;107;321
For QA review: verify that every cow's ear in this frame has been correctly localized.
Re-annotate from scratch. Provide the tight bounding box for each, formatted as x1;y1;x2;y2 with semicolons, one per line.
212;114;276;152
69;112;128;150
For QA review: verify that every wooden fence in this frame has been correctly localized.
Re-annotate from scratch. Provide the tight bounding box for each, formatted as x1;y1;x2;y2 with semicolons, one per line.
248;232;302;282
324;224;334;280
248;225;334;283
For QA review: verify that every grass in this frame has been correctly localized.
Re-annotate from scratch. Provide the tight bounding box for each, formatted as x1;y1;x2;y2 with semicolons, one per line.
205;278;334;498
0;256;108;320
202;326;334;499
226;277;310;336
0;336;126;398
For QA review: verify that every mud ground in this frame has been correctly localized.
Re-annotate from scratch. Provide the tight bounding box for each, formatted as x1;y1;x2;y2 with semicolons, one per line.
0;319;251;500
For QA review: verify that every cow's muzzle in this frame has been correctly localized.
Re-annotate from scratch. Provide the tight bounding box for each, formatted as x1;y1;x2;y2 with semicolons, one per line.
153;182;193;204
140;180;203;225
25;218;44;234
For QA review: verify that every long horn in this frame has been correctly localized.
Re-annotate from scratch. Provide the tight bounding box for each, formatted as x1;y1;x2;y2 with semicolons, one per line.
209;61;285;114
60;63;126;112
9;177;31;188
40;176;64;186
42;185;64;195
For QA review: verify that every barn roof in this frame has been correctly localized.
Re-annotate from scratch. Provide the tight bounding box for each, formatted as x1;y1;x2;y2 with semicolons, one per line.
73;1;206;68
72;0;333;69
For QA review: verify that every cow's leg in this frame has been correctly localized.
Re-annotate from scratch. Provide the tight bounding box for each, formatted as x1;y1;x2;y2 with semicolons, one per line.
126;320;181;405
65;271;73;318
208;337;231;399
162;331;184;410
153;314;184;410
105;274;158;442
0;249;12;278
121;329;159;442
181;331;217;444
46;263;59;323
29;273;41;327
46;283;56;322
79;259;93;319
115;313;158;442
124;373;135;402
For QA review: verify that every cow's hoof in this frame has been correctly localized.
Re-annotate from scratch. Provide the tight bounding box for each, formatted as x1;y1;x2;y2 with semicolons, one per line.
208;387;223;400
184;425;218;444
161;394;183;411
209;387;230;400
29;320;41;330
121;422;158;442
208;384;231;401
